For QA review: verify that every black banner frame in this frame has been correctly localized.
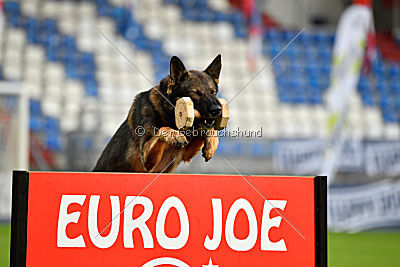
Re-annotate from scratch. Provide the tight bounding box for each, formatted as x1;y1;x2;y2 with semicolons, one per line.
314;176;327;267
10;170;29;267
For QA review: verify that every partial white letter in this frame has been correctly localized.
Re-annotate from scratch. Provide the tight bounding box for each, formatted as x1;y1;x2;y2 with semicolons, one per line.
156;196;189;250
225;198;258;251
204;198;222;250
124;196;154;248
57;195;86;247
261;200;287;251
88;195;120;249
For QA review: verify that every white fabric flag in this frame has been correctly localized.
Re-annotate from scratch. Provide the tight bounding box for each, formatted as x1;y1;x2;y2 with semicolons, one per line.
321;1;374;184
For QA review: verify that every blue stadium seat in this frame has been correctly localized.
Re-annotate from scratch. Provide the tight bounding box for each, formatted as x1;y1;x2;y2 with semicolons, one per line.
85;81;99;97
2;1;99;152
45;134;62;151
30;116;43;132
44;117;62;151
30;100;42;117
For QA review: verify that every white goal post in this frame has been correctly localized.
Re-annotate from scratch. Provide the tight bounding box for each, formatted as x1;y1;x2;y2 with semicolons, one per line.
0;81;29;221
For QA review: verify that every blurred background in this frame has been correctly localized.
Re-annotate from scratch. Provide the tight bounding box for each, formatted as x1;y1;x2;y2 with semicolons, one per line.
0;0;400;265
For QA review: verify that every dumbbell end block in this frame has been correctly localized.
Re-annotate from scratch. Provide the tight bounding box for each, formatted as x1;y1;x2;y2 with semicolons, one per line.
175;97;195;130
214;98;229;130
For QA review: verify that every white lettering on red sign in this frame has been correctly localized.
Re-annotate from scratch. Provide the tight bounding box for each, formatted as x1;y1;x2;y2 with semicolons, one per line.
261;200;288;251
88;195;120;248
57;195;287;251
57;195;86;247
123;196;154;248
204;198;222;250
156;196;190;250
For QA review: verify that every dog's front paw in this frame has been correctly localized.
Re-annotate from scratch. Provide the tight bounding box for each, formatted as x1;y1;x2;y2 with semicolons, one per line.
158;127;188;148
202;130;219;162
171;133;188;148
202;150;213;162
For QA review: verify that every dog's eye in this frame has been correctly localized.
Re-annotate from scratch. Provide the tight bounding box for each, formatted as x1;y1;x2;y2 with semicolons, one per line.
195;90;203;96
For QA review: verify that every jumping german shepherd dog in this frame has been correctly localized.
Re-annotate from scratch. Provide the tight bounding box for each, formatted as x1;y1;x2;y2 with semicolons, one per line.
93;55;222;173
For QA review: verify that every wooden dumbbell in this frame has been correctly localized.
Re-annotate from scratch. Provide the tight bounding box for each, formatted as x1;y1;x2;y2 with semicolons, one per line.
175;97;229;130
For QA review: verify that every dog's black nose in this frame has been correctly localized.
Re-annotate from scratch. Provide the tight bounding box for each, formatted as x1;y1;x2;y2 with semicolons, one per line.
210;104;221;118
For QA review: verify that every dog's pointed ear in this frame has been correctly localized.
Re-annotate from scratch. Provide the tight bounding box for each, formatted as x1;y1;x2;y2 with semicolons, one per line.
204;54;221;85
168;56;187;93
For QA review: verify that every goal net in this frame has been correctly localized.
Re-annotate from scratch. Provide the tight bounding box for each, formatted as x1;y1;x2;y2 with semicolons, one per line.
0;82;28;222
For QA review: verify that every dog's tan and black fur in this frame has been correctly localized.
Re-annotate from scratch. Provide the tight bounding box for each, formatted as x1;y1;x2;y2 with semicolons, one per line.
93;55;222;173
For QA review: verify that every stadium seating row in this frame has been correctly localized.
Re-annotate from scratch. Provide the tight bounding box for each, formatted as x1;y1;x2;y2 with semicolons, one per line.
1;0;400;169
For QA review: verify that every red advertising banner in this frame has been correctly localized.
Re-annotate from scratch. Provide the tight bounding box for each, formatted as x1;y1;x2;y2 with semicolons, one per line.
11;171;326;267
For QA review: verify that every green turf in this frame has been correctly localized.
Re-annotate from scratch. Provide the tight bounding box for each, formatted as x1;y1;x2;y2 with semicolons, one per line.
0;224;399;266
0;224;10;266
328;231;400;267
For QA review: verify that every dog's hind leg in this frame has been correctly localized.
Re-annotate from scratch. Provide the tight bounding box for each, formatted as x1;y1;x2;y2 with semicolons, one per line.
138;136;150;171
183;136;205;165
143;136;167;171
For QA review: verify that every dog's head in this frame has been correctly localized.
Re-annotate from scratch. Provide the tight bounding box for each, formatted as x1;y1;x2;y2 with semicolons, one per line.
166;55;222;129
